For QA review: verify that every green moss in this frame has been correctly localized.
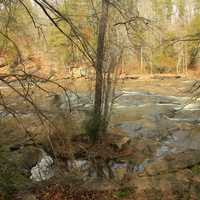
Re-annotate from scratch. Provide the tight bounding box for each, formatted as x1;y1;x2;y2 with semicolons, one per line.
116;187;133;199
191;165;200;175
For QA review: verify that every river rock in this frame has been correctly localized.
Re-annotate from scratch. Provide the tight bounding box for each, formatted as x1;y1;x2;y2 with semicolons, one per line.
19;146;43;170
112;163;128;180
4;146;43;173
30;153;54;182
144;150;200;176
114;136;131;150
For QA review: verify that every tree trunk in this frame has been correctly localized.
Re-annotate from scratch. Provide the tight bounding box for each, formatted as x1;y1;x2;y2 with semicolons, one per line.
94;0;109;132
140;46;143;73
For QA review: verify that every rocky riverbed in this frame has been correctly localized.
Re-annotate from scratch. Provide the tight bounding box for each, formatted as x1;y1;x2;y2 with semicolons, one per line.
1;77;200;199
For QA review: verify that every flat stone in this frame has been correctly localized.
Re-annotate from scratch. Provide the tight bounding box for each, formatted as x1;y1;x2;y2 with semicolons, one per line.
115;136;131;149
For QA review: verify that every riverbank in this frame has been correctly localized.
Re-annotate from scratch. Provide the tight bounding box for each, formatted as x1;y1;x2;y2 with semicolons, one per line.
1;77;200;199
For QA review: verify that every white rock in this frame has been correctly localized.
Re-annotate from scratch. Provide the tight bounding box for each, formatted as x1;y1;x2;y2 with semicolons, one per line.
30;155;54;182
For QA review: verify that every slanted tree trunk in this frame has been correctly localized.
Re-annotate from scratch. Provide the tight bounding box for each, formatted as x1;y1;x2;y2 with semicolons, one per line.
93;0;109;135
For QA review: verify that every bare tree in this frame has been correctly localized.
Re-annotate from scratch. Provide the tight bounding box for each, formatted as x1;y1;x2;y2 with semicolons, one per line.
0;0;153;143
93;0;109;137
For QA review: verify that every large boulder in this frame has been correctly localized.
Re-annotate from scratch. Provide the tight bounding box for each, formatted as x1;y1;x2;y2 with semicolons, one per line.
143;150;200;176
8;146;43;171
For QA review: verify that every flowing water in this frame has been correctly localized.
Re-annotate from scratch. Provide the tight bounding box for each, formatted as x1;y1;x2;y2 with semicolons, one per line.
113;89;200;160
1;78;200;181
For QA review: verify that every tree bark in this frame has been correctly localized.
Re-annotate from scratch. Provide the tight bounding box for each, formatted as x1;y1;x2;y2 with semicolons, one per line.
94;0;109;121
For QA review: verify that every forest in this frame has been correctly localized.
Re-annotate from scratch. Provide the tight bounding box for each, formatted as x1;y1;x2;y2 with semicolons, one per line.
1;0;200;200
